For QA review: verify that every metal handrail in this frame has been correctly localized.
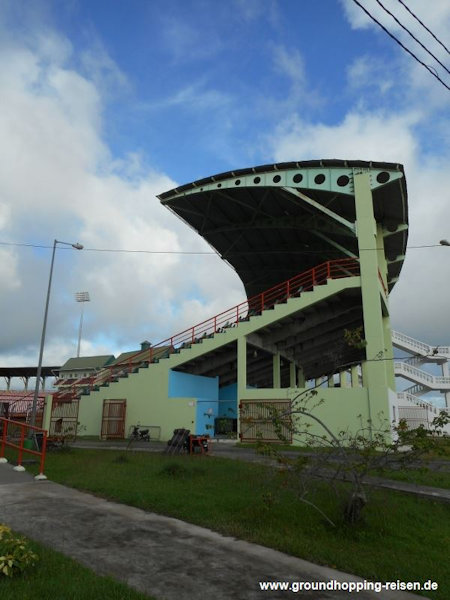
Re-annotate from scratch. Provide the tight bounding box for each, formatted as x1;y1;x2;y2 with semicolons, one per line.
55;258;360;401
0;417;48;478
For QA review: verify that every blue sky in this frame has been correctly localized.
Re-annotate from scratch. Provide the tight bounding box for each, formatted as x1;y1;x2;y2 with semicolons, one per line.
1;0;450;400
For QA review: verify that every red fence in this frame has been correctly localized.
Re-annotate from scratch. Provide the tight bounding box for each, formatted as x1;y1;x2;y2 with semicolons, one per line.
0;417;48;479
54;258;360;402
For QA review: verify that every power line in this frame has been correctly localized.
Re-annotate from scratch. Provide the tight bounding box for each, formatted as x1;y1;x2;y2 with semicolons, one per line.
351;0;450;92
0;240;446;254
0;241;216;254
374;0;450;77
397;0;450;57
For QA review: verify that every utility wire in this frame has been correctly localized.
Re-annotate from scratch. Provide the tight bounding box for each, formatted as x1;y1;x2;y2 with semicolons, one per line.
374;0;450;77
0;241;216;254
0;240;446;254
351;0;450;92
397;0;450;57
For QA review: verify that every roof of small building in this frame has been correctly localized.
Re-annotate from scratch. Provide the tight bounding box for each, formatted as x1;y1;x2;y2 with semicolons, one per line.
111;346;172;366
60;355;115;372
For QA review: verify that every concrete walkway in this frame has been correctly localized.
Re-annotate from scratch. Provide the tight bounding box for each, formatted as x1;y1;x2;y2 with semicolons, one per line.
0;462;432;600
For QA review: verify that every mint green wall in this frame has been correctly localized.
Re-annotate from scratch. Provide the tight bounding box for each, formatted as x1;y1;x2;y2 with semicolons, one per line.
76;362;196;441
239;386;370;443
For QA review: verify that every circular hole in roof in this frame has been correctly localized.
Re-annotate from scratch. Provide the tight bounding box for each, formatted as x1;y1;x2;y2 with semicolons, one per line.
377;171;390;184
273;174;281;183
253;177;261;184
337;175;349;187
217;183;222;188
200;188;203;191
235;179;241;185
293;173;303;183
314;174;325;184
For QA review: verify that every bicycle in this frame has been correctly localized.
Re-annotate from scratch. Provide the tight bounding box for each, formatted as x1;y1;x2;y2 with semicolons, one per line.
127;424;150;449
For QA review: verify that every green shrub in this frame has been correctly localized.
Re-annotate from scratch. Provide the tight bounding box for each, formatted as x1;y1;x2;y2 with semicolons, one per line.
0;525;39;577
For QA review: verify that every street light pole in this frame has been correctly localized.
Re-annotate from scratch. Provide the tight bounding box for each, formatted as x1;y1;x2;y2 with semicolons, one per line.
76;291;90;358
30;239;83;431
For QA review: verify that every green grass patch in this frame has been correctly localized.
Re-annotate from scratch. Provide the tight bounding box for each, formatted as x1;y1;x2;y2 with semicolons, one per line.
25;448;450;599
372;466;450;490
0;532;155;600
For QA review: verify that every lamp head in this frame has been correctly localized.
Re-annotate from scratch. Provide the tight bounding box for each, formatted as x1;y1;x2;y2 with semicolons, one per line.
72;243;84;250
440;239;450;246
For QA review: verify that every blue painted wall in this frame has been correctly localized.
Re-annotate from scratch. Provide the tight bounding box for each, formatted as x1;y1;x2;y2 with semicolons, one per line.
169;370;218;399
218;382;238;417
169;371;219;435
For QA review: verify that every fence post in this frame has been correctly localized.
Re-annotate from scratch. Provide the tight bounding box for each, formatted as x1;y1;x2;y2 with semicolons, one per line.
36;431;48;480
13;424;26;472
0;419;8;463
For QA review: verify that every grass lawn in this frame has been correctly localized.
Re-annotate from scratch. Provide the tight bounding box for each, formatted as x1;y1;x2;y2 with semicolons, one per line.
17;447;450;599
0;533;155;600
236;443;450;489
371;466;450;489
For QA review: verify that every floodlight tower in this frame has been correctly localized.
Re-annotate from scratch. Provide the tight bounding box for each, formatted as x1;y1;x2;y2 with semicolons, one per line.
75;291;90;357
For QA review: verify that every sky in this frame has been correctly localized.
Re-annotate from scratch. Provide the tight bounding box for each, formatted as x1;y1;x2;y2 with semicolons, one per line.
1;0;450;393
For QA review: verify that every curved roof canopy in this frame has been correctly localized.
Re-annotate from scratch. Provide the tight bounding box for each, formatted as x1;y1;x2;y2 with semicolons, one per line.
159;160;408;299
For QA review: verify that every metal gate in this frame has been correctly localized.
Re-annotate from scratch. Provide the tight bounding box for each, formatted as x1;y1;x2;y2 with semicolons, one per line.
49;399;79;439
398;405;430;429
101;399;126;439
239;400;292;443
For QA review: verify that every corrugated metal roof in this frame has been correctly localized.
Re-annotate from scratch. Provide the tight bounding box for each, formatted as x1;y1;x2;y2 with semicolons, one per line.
60;355;115;371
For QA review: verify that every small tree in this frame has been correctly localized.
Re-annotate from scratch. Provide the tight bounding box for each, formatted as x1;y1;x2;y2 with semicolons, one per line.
245;388;449;526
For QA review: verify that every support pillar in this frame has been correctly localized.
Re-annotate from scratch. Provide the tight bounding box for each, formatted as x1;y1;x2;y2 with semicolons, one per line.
237;337;247;438
273;353;281;388
289;362;296;387
443;361;450;408
297;367;305;387
354;172;395;433
351;365;359;388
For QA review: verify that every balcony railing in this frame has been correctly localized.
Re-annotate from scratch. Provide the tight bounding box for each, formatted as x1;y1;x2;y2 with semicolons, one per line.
54;258;360;401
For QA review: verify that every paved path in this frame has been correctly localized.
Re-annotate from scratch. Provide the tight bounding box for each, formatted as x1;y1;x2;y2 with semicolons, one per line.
0;462;431;600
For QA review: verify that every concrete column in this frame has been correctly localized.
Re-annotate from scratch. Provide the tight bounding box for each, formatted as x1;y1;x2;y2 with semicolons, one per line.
354;172;395;432
289;362;296;387
42;395;52;433
351;365;359;387
273;353;281;388
339;370;347;388
443;361;450;408
237;337;247;395
237;337;247;438
297;367;305;387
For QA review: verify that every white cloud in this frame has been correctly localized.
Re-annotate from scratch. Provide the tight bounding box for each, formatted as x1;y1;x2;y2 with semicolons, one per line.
269;108;450;345
0;24;243;367
0;249;21;291
341;0;450;106
347;55;395;95
270;110;419;164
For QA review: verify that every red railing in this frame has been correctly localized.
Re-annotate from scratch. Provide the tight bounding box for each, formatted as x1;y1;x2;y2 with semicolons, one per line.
378;268;388;296
0;417;48;479
54;258;359;401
